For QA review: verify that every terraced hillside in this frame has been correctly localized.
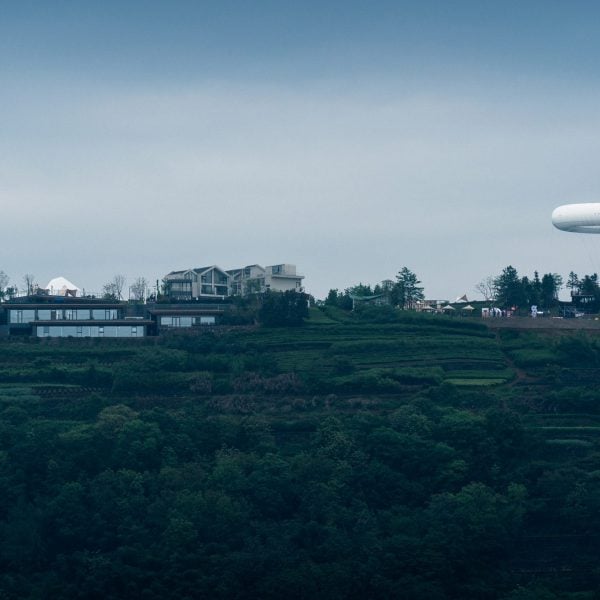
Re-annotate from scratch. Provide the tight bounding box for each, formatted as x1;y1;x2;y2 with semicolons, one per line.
1;309;600;598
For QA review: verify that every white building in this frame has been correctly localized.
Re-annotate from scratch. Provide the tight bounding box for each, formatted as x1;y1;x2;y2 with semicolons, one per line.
227;264;304;296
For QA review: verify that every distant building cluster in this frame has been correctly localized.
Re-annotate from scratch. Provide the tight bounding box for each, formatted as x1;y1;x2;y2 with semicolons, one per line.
163;264;304;300
0;263;305;339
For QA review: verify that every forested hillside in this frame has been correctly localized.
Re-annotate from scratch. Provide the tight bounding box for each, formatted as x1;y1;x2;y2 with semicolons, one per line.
1;308;600;598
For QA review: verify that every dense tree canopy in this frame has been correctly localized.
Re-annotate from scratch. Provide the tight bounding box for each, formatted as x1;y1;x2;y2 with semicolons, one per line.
324;267;425;311
0;315;598;597
491;266;564;311
258;290;309;326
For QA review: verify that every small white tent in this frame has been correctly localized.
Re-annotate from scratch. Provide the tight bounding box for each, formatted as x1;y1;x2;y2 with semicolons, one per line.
45;277;80;297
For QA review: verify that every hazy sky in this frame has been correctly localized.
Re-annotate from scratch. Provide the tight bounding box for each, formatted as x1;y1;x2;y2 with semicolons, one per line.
3;1;600;299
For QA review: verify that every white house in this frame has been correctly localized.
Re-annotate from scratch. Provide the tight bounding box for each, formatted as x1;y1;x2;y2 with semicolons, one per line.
227;264;304;296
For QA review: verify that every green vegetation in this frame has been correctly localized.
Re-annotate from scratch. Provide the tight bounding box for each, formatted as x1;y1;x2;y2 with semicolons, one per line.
1;310;600;598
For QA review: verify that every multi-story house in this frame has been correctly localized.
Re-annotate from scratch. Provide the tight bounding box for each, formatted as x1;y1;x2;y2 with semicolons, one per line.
227;264;304;296
227;264;266;296
162;266;232;300
264;264;304;293
164;263;304;300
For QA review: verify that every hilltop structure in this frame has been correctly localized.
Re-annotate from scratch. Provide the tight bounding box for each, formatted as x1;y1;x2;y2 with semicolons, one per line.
0;263;306;338
162;263;304;301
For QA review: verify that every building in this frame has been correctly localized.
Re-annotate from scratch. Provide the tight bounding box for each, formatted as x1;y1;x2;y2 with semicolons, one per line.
0;263;305;338
227;264;304;296
162;266;232;301
0;295;152;338
147;303;227;333
164;263;304;300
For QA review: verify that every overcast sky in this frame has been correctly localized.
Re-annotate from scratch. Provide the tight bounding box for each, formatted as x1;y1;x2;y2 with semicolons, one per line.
3;1;600;299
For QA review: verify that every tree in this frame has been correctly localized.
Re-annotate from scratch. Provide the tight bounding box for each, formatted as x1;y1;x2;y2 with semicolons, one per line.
530;271;542;306
130;277;148;302
520;276;532;306
475;276;496;303
22;273;37;296
395;267;424;309
258;290;309;326
325;289;340;306
566;271;579;296
0;271;9;301
103;275;126;300
540;273;562;310
494;266;525;309
579;273;598;296
347;283;373;297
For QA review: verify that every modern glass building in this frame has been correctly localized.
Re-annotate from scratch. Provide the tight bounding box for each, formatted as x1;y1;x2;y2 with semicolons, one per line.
2;297;151;338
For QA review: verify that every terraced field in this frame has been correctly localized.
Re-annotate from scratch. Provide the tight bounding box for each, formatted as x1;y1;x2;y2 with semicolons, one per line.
1;309;600;597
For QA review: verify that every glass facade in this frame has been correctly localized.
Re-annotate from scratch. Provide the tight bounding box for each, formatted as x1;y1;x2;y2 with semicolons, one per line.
92;309;118;320
36;325;145;338
12;308;118;322
10;310;36;323
160;315;215;327
64;309;91;320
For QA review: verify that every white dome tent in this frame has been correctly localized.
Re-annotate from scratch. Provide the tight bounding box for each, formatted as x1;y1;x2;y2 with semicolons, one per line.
45;277;81;297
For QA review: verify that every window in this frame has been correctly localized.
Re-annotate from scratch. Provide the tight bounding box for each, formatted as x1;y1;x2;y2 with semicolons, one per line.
43;326;49;335
11;310;35;323
98;326;104;337
131;326;137;335
76;326;83;337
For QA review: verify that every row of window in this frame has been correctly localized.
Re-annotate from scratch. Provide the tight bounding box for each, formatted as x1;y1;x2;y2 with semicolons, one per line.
36;325;143;338
160;316;216;327
11;309;119;323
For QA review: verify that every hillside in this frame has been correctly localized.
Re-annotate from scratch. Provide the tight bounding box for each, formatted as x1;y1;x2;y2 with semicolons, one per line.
1;308;600;598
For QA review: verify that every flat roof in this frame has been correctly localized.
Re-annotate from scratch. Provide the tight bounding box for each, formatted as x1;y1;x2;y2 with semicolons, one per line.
33;319;153;326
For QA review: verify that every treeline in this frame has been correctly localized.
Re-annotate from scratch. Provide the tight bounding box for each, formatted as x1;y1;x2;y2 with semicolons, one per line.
484;266;600;312
324;266;424;310
328;265;600;314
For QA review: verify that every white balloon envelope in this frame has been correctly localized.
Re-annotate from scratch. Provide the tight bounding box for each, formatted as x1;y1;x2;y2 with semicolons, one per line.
552;203;600;233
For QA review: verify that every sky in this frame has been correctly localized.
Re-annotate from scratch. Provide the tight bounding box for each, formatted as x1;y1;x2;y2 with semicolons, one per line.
3;1;600;300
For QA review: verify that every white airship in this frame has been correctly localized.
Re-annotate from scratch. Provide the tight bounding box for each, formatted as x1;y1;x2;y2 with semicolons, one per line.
552;203;600;233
